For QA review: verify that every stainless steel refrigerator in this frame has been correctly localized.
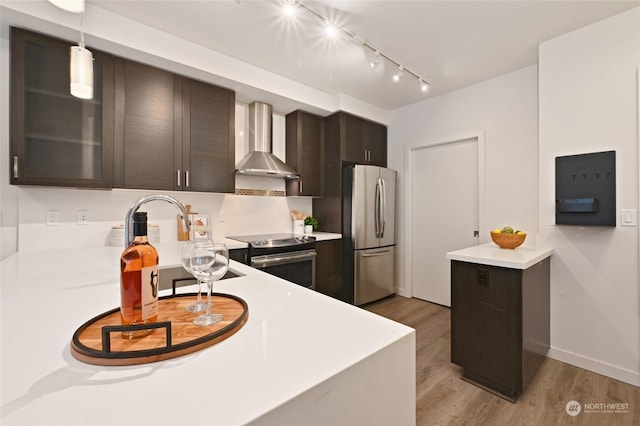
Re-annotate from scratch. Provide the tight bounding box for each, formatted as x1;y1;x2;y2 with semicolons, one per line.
342;164;396;305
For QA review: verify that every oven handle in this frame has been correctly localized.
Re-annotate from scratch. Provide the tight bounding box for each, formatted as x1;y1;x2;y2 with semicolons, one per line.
251;249;317;268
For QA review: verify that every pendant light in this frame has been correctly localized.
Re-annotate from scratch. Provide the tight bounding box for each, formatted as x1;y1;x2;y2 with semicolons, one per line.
70;24;93;100
48;0;93;99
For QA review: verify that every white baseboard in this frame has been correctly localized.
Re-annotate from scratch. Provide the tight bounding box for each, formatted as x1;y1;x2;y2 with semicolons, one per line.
548;347;640;387
395;287;411;298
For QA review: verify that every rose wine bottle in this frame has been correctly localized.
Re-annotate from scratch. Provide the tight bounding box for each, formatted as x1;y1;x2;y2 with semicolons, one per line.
120;211;159;339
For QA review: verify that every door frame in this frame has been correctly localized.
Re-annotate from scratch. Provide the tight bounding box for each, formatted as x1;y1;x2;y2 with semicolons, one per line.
404;130;487;298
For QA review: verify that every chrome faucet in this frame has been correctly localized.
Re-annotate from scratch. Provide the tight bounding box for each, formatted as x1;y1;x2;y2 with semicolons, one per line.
124;194;191;248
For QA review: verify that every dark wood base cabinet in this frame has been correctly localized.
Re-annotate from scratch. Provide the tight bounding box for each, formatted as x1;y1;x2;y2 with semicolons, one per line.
450;258;550;401
315;239;342;300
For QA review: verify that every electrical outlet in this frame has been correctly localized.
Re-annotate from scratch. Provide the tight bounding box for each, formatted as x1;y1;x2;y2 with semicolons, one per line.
218;209;226;222
77;210;89;225
46;210;60;226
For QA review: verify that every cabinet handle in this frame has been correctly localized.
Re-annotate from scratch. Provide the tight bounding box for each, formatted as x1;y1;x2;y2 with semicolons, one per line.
176;169;181;187
185;170;190;188
299;180;303;194
13;156;18;179
478;269;489;286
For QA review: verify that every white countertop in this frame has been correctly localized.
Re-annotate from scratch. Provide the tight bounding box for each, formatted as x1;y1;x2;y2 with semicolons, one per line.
1;238;413;426
446;243;554;269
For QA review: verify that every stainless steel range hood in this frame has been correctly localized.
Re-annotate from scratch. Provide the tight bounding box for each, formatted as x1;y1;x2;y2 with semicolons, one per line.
235;102;299;179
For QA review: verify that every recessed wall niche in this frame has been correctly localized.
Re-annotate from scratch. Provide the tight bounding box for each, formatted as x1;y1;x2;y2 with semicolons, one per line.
555;150;616;226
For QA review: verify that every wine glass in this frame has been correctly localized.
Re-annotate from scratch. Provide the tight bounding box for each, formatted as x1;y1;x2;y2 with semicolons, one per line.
180;240;210;313
190;242;229;326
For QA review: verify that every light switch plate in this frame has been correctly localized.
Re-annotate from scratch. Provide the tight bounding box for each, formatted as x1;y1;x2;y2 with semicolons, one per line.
621;209;637;226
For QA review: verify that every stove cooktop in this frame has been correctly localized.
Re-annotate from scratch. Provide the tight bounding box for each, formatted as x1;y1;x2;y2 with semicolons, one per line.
227;233;316;248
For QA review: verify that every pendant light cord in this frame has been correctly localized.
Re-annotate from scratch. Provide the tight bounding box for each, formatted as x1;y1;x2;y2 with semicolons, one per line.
79;12;85;49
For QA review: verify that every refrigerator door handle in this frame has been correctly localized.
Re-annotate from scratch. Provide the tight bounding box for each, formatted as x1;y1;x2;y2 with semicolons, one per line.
380;178;386;238
374;179;381;238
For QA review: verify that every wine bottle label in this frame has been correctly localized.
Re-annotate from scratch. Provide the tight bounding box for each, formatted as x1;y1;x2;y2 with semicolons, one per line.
141;265;159;320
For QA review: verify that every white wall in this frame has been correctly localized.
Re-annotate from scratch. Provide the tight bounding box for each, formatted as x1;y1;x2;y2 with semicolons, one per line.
539;7;639;386
389;65;539;297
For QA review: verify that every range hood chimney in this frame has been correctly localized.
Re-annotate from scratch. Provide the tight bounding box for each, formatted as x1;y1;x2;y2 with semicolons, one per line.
235;102;299;178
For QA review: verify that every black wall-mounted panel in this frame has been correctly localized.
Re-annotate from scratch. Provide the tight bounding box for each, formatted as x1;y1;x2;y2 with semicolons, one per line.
555;151;616;226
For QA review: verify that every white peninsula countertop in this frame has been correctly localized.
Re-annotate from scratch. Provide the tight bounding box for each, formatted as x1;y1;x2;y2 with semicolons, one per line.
447;243;554;269
1;241;414;426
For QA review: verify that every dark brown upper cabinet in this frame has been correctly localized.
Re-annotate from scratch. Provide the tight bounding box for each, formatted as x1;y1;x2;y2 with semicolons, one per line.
285;110;325;197
362;119;387;167
337;112;387;167
113;59;235;193
10;27;115;188
183;79;235;193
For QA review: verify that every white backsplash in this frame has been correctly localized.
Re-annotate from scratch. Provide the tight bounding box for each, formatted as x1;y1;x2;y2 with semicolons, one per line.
15;185;311;252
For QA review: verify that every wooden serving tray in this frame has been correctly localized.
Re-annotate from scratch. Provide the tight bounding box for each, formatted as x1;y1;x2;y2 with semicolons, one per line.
71;293;248;366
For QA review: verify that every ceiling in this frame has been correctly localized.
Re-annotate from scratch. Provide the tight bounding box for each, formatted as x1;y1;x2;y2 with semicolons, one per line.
90;0;638;110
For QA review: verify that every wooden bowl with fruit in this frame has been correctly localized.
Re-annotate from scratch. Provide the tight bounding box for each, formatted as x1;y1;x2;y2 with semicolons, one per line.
490;226;526;249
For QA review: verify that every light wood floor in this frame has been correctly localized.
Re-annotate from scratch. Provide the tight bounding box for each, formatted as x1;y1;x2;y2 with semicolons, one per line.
364;296;639;426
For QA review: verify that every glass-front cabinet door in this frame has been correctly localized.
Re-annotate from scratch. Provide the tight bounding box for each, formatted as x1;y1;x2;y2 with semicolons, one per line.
10;28;114;187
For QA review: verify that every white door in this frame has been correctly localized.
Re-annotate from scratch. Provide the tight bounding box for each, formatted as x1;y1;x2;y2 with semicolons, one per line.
411;138;479;306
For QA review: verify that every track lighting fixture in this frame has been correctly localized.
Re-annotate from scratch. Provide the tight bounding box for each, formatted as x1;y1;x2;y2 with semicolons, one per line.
281;1;431;95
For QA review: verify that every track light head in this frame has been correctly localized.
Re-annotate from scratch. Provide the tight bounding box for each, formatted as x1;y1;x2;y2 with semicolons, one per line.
392;66;404;83
283;0;296;17
369;50;380;70
324;21;338;38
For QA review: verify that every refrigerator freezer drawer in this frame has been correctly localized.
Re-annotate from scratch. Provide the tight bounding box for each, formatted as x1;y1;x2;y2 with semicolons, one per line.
354;246;395;305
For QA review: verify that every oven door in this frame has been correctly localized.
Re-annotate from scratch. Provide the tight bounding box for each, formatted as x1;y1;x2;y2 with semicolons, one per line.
251;249;316;289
